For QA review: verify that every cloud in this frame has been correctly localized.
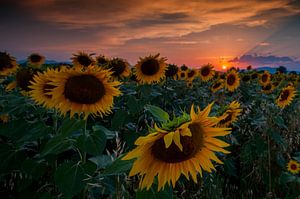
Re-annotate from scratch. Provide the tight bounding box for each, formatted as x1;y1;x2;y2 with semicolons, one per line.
17;0;300;45
229;54;300;70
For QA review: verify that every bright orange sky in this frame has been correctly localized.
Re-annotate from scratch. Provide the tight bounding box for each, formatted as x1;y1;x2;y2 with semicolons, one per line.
1;0;300;70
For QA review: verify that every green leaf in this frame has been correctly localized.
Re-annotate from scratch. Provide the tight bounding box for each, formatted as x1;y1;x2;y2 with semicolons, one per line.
126;95;144;114
273;116;288;129
145;105;170;123
93;125;115;139
54;162;86;199
76;129;106;156
103;156;134;175
40;136;73;156
136;182;173;199
280;172;298;184
58;118;85;137
89;155;112;169
267;129;287;150
292;152;300;162
111;109;129;130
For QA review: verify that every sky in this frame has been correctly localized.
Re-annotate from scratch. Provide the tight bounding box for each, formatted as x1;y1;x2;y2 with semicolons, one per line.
1;0;300;70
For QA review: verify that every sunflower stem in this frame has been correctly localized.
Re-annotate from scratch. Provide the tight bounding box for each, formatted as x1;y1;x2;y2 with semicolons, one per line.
82;118;87;164
267;134;272;194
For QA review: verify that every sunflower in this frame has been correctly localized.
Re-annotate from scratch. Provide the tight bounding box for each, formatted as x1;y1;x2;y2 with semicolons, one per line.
122;103;231;191
16;68;41;91
28;53;45;68
165;64;179;78
106;58;130;79
251;72;258;80
96;54;109;67
276;85;296;109
225;70;240;92
180;64;188;71
50;65;121;119
259;71;271;86
186;81;193;88
135;53;167;84
177;69;187;80
211;79;224;93
0;52;18;76
186;69;197;81
0;114;9;123
71;51;95;67
261;83;274;94
199;64;215;82
29;68;58;109
217;101;242;127
287;160;300;174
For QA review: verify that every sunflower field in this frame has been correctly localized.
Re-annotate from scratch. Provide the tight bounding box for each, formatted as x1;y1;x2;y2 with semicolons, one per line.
0;51;300;199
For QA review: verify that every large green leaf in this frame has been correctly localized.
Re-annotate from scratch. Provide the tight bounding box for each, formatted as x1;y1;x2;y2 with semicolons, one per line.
145;105;170;123
76;129;106;156
136;183;173;199
103;156;133;175
54;162;86;199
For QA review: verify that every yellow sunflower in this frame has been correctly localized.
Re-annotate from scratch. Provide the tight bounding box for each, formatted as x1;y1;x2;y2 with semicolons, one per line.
29;68;58;109
225;70;240;92
71;51;95;67
135;53;167;84
0;52;18;76
211;79;224;93
261;83;274;94
287;159;300;174
186;81;193;88
186;69;197;81
217;101;242;127
0;114;9;123
96;54;109;67
50;65;121;119
259;71;271;86
28;53;45;68
276;85;296;109
177;69;187;80
199;64;215;82
165;64;179;79
107;58;130;79
122;103;231;191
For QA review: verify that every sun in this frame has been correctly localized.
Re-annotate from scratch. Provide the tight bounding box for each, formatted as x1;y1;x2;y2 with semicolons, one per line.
222;65;227;70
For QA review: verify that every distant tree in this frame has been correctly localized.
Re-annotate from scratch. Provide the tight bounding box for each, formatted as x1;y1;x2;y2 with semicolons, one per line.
276;66;287;74
289;71;297;75
247;65;252;70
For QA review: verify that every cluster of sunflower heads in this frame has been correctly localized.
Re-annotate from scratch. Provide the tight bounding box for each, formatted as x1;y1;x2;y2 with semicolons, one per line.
122;102;242;191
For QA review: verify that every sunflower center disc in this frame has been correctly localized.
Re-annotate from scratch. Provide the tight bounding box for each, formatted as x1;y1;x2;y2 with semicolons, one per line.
0;53;13;70
152;123;203;163
219;112;233;125
262;74;268;82
16;69;36;91
152;136;196;163
279;90;290;101
188;70;195;78
213;82;221;89
97;57;107;66
64;75;105;104
43;83;56;98
227;74;236;85
263;84;272;91
165;65;178;77
290;164;297;170
78;56;92;67
111;61;126;76
140;59;160;76
30;54;42;63
201;67;210;76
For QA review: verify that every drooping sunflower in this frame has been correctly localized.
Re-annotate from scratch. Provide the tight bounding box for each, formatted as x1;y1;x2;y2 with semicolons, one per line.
50;65;121;119
96;54;109;67
0;52;18;76
241;74;251;83
259;71;271;86
107;58;130;79
135;53;167;84
225;70;240;92
251;72;258;80
287;159;300;174
28;53;45;68
217;101;242;127
180;64;188;71
261;83;274;94
122;103;231;191
211;79;224;93
165;64;179;79
71;51;95;68
276;85;296;109
29;68;58;109
186;69;197;81
199;64;215;82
